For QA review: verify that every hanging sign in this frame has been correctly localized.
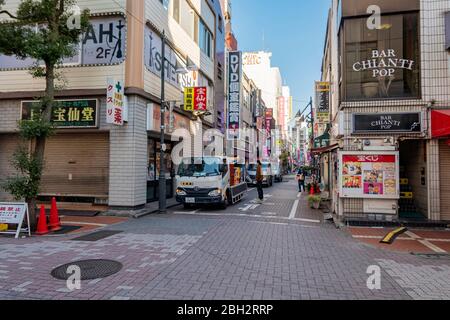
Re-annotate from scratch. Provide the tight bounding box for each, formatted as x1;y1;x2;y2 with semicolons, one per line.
184;87;208;112
227;51;242;140
0;203;31;239
106;78;124;126
315;82;330;125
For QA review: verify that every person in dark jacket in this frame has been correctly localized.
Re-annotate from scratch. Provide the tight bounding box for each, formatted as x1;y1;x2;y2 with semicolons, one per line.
297;168;306;193
256;160;264;203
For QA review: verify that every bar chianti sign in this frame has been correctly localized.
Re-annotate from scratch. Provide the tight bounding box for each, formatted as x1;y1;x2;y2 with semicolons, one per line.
353;113;421;133
352;49;415;78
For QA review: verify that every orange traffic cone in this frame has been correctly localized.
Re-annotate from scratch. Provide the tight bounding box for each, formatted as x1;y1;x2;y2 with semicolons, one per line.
49;197;62;232
36;205;49;235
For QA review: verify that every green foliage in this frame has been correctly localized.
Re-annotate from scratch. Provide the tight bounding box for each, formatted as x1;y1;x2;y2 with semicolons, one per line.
2;146;43;201
19;118;54;140
307;195;321;204
0;0;90;67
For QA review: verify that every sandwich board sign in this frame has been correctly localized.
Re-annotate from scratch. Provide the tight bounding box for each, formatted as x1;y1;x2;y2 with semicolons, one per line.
0;203;31;239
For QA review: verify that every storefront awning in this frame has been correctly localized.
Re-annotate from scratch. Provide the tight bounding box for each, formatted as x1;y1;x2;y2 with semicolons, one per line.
311;143;339;155
431;110;450;138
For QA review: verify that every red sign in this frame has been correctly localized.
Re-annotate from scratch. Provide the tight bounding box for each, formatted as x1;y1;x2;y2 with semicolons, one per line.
194;87;207;111
342;155;396;163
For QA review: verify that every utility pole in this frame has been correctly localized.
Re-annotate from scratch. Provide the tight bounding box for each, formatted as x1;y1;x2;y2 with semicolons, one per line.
159;31;167;214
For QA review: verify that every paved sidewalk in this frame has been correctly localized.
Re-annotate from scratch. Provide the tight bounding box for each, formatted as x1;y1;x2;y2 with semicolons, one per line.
0;180;450;300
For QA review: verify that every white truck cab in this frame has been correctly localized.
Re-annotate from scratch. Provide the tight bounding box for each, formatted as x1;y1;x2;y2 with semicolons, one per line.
247;162;274;187
175;157;248;209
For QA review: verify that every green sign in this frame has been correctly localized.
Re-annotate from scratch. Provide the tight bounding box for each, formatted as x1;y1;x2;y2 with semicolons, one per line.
22;100;98;128
314;131;330;149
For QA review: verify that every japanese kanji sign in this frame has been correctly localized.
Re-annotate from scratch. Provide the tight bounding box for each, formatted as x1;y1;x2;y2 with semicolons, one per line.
227;51;242;140
107;78;125;126
184;87;208;112
0;203;31;239
315;81;330;125
22;100;98;128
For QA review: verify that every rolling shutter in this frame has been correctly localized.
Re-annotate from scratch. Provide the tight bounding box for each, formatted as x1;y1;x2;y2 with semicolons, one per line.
439;140;450;221
40;133;109;198
0;134;18;201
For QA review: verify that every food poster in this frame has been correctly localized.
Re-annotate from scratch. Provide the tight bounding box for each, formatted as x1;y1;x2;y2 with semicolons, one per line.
340;153;399;199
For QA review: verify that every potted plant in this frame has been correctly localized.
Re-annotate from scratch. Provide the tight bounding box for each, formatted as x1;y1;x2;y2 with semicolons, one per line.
307;195;321;209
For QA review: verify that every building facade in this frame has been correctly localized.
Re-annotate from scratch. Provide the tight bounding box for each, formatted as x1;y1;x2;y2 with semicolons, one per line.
0;0;224;212
323;0;450;222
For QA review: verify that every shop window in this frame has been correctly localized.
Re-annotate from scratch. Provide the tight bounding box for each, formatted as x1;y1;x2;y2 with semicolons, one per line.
341;13;420;101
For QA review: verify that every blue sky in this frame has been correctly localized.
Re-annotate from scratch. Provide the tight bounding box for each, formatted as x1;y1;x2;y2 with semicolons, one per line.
233;0;331;115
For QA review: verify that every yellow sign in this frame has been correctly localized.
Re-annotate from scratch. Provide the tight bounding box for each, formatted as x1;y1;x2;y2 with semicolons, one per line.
184;88;194;111
0;224;8;232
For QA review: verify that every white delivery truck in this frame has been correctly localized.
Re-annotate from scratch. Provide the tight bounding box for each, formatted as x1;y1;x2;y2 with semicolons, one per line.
175;157;248;209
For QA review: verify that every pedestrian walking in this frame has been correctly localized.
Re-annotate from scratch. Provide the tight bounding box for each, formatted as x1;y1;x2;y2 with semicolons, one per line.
256;160;264;203
297;168;306;193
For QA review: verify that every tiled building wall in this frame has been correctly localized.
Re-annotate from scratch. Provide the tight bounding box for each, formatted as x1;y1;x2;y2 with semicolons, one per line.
421;0;450;221
109;95;148;208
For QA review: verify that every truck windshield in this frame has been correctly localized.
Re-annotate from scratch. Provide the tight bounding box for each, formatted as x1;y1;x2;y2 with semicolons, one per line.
248;164;269;171
177;159;221;177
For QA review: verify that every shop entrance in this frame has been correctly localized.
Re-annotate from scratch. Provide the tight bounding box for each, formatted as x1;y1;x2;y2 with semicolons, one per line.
147;139;174;203
399;139;428;220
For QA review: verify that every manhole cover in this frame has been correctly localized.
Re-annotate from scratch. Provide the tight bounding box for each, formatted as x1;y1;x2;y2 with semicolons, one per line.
51;259;123;280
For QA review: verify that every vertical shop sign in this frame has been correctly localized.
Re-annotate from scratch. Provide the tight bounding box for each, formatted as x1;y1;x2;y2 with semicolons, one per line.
227;51;242;140
106;78;124;126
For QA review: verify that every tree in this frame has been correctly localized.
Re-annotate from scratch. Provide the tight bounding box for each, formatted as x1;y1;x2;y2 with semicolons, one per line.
0;0;89;229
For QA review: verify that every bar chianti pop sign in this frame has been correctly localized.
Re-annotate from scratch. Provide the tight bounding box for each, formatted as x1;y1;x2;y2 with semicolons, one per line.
352;49;415;78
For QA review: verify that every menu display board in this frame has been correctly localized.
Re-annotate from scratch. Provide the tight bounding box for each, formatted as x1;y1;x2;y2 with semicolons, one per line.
339;152;400;199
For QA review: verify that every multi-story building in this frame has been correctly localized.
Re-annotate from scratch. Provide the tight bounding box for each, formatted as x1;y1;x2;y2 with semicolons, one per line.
0;0;225;213
323;0;450;222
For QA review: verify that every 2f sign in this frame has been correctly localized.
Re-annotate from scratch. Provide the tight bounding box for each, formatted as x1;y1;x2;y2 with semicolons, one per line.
367;5;381;30
367;265;381;290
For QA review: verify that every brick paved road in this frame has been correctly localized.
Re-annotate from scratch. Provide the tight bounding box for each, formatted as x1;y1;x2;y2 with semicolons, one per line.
0;178;449;300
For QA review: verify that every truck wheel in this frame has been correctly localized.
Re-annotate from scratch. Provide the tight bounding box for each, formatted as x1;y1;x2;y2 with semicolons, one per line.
220;197;228;210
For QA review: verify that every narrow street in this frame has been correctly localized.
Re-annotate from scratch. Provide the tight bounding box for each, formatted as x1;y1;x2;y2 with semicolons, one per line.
1;177;449;300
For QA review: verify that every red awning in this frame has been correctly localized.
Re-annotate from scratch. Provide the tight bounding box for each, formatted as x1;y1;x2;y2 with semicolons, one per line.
432;110;450;138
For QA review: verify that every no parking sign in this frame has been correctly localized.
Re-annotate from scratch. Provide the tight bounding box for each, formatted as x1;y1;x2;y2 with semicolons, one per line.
0;203;31;239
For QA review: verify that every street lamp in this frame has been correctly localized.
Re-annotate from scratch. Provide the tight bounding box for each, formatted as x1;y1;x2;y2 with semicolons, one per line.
159;31;198;214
